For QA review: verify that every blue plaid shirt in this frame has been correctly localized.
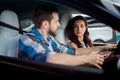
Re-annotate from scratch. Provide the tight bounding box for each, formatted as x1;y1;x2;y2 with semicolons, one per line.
19;28;75;62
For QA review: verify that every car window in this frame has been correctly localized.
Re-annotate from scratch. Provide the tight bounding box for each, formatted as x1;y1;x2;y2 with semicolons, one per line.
101;0;120;17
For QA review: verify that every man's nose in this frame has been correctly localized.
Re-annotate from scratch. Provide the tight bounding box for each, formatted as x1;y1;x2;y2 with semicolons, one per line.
58;22;61;28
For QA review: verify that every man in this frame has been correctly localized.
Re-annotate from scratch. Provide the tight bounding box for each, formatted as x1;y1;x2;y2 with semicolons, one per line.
18;5;116;69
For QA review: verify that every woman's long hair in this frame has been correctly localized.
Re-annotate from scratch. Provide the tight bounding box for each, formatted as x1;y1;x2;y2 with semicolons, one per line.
64;15;94;48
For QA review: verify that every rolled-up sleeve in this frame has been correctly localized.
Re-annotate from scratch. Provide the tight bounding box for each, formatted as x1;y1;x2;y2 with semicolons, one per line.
67;46;75;55
50;36;75;55
59;44;75;55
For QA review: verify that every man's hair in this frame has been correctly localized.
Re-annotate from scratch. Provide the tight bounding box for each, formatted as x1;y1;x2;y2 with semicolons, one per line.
32;5;59;28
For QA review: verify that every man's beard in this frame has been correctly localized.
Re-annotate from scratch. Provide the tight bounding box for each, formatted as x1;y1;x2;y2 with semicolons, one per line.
49;30;56;37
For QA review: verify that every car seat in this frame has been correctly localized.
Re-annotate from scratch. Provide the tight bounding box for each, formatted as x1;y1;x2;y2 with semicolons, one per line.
0;10;21;57
55;12;71;45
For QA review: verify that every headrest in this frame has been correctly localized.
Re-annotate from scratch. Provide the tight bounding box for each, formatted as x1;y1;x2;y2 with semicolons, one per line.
0;10;19;36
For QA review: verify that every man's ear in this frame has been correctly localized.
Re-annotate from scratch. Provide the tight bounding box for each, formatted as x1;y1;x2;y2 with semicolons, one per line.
41;20;49;28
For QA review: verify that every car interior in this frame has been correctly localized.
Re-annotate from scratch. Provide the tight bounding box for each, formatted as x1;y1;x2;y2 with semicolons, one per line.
0;10;21;57
0;0;120;79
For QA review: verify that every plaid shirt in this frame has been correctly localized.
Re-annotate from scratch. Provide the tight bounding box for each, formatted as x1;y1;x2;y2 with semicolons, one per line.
18;28;75;62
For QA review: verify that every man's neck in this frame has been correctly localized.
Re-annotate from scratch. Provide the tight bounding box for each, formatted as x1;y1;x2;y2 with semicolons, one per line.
38;29;49;39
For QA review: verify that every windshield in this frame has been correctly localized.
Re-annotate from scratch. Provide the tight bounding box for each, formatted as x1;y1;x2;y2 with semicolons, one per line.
101;0;120;17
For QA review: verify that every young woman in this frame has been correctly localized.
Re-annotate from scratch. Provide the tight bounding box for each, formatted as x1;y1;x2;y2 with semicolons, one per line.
64;15;94;49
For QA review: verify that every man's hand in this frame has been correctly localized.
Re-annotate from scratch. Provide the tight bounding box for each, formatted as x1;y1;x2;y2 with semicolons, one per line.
86;51;104;69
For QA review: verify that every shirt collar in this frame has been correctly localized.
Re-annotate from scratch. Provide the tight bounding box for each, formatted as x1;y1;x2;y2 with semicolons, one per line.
32;27;45;41
32;27;52;42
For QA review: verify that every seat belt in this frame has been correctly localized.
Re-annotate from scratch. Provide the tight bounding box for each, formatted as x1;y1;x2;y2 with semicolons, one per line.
0;21;27;34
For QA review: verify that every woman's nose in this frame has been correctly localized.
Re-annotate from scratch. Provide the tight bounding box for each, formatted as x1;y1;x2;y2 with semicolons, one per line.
78;26;81;31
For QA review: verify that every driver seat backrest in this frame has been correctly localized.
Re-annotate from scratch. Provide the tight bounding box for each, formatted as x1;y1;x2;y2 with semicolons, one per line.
0;10;21;57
